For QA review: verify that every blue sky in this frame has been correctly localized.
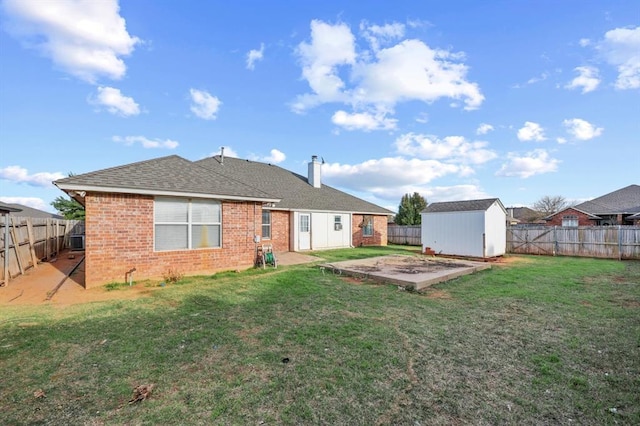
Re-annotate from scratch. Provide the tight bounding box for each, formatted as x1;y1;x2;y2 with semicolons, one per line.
1;0;638;213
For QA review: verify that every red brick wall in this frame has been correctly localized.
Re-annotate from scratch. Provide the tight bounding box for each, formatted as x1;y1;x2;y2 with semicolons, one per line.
263;210;290;252
545;208;595;226
352;214;388;247
84;193;263;288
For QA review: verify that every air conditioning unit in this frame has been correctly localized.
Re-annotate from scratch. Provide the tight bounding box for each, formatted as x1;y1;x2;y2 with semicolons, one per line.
69;234;85;250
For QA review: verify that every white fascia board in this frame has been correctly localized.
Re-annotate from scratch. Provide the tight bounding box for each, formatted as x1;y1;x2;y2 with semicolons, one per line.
54;183;280;203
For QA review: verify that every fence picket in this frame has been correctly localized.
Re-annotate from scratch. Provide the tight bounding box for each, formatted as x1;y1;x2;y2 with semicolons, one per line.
0;217;84;284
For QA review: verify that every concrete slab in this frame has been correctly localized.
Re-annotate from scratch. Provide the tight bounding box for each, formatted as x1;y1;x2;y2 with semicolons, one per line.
320;255;491;290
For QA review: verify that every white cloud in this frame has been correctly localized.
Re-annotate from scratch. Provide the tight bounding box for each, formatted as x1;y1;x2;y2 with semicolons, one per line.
395;133;497;165
292;20;356;112
352;39;484;111
323;157;462;193
496;149;559;178
0;165;65;187
189;89;222;120
598;26;640;90
579;38;591;47
246;42;265;70
249;149;286;164
562;118;603;140
2;0;140;83
423;185;491;203
113;135;179;149
517;121;546;142
360;21;405;51
564;66;600;93
556;137;567;144
90;86;140;116
0;196;51;212
476;123;494;135
331;110;397;131
292;20;484;122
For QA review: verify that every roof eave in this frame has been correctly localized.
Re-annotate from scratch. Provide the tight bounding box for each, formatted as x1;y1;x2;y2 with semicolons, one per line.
54;183;281;204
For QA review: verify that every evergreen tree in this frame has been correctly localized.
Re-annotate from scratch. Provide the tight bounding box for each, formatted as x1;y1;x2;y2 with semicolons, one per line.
395;192;427;225
51;196;85;220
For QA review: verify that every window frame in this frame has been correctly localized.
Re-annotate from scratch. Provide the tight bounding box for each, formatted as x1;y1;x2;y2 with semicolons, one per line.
334;215;342;231
362;215;374;237
262;209;272;240
154;197;221;251
562;214;578;227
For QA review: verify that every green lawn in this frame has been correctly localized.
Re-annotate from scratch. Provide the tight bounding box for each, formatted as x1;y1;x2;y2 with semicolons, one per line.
1;247;639;425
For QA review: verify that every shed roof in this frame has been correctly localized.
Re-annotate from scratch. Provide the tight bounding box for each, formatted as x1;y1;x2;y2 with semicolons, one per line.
422;198;503;213
195;156;393;214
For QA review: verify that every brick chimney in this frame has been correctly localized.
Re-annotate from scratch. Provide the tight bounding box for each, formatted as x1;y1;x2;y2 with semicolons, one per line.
308;155;321;188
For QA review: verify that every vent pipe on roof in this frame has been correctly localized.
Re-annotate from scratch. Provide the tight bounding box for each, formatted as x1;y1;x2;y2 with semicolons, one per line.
308;155;321;188
220;147;225;165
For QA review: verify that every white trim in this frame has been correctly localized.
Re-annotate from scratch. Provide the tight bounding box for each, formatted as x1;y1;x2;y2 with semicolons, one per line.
54;183;280;203
270;207;390;215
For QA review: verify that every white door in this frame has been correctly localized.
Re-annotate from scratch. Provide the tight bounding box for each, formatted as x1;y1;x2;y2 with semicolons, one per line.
299;214;311;250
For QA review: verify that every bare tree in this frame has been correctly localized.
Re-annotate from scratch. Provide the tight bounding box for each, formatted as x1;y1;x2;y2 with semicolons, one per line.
532;195;570;215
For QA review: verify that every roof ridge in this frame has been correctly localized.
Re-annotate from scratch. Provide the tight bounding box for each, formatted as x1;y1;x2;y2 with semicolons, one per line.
191;158;276;198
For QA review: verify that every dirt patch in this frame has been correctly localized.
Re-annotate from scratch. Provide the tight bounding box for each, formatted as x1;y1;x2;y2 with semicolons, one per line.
579;300;593;307
424;290;453;300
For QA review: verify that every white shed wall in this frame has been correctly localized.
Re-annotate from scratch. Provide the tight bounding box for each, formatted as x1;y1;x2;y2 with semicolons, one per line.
484;203;506;257
421;210;485;257
421;201;507;258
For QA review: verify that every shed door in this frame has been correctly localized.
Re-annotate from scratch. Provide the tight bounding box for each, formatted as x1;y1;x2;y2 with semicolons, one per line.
299;214;311;250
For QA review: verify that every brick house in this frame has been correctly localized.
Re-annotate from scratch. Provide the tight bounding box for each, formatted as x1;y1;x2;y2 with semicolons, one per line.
54;154;392;287
544;184;640;226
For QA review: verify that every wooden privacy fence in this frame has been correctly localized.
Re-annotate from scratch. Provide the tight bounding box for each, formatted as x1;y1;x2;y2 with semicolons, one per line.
0;217;84;284
507;226;640;260
388;225;422;245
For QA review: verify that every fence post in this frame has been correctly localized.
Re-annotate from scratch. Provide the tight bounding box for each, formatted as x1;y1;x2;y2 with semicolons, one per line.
553;226;557;256
26;218;38;269
618;225;622;261
10;217;24;275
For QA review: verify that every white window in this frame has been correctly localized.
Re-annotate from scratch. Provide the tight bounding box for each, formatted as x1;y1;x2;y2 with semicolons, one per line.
300;214;310;232
334;215;342;231
262;210;271;239
562;215;578;227
154;198;221;251
362;216;373;237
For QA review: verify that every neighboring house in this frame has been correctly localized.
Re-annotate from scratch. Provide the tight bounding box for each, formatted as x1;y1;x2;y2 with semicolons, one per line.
505;206;544;225
421;198;507;258
545;184;640;226
2;203;64;219
54;154;392;287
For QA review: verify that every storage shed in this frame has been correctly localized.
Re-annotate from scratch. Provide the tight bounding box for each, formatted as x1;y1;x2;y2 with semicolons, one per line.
421;198;507;258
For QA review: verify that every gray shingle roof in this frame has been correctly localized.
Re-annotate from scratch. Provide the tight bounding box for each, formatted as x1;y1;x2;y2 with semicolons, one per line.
574;184;640;215
3;203;63;219
53;155;392;215
423;198;502;213
195;156;393;214
0;202;23;213
54;155;277;201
